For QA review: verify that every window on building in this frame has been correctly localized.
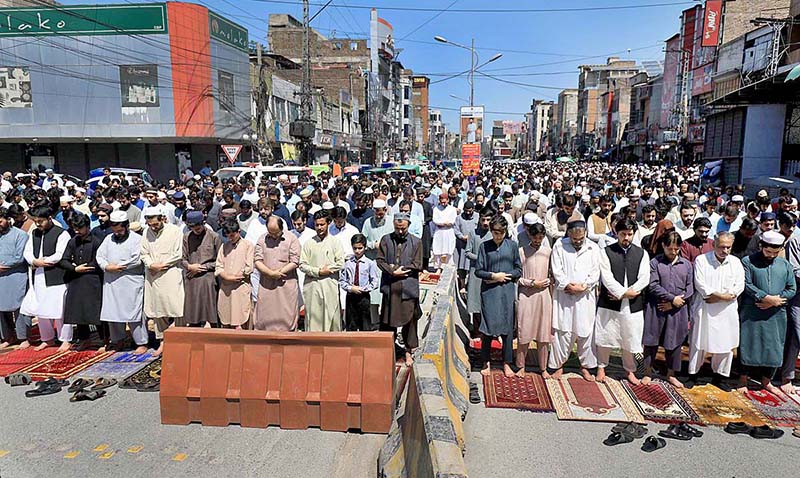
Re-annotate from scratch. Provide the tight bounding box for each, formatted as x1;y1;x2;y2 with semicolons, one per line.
333;42;342;50
288;102;299;122
350;42;358;51
404;105;410;117
404;86;411;100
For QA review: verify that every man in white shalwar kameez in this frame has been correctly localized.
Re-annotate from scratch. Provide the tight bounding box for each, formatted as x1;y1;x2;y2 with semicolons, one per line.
141;206;184;356
432;193;458;268
595;219;650;385
96;211;147;354
22;204;72;351
549;220;601;381
688;231;744;386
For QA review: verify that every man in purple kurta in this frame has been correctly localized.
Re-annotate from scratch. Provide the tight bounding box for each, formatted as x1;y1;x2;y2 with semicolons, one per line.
643;231;694;388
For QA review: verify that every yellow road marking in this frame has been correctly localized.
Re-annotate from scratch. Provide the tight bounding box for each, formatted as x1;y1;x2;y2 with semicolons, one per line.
93;444;109;452
97;450;115;460
64;451;80;459
172;453;188;462
0;450;9;458
127;445;144;454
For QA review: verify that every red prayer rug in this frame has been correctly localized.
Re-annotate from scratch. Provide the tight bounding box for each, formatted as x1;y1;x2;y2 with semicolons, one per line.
483;370;553;412
19;350;113;381
745;389;800;428
419;271;441;285
545;373;645;424
677;384;769;427
620;379;701;424
0;348;60;377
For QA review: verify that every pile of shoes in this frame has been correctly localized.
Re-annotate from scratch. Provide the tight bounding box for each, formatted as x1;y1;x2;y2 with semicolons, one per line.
6;373;117;402
603;423;667;452
67;378;116;402
724;422;784;439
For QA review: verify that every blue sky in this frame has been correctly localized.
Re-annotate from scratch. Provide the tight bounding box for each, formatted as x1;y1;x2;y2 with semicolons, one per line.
61;0;697;129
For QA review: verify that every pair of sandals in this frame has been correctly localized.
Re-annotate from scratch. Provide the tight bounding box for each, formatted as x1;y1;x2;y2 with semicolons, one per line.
5;373;33;387
604;423;663;452
658;423;704;441
724;422;785;439
67;378;116;402
120;377;160;392
24;378;68;397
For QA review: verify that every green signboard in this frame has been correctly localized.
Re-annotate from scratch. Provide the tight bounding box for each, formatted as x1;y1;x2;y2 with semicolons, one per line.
209;11;248;52
0;3;168;37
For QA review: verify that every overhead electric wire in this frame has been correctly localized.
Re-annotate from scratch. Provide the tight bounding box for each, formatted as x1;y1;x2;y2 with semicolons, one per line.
398;0;460;42
250;0;697;13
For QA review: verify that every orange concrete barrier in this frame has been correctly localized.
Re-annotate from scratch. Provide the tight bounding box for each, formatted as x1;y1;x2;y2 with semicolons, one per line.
159;328;395;433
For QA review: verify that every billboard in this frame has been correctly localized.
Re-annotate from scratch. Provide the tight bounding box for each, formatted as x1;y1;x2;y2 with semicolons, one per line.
119;64;159;107
460;106;484;144
502;120;522;136
0;67;31;108
701;0;722;47
462;143;481;175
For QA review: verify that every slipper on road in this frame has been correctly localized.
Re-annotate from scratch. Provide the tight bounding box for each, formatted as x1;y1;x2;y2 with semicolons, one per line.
612;423;648;439
749;425;784;440
70;389;106;402
4;373;32;387
658;424;692;441
603;432;634;446
678;422;704;438
641;436;666;452
68;378;94;393
25;381;63;398
91;378;118;391
724;422;752;435
469;382;481;404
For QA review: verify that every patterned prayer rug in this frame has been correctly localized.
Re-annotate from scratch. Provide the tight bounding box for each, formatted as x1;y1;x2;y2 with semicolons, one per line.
744;389;800;428
545;373;645;424
0;348;61;377
119;358;162;389
74;351;157;381
620;379;701;424
677;384;769;427
483;371;554;412
18;350;113;381
419;271;441;285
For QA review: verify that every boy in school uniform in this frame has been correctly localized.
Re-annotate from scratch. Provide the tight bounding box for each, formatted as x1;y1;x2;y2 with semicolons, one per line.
339;234;379;331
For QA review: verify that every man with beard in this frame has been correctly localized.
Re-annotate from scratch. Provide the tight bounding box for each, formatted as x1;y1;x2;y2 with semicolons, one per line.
377;212;423;366
59;213;105;351
116;189;142;224
181;211;222;328
454;201;478;289
198;191;221;231
544;193;583;245
466;208;494;336
141;206;184;356
595;219;650;385
737;230;796;394
745;212;777;257
549;220;601;381
680;217;713;264
361;199;395;325
347;192;374;231
587;195;613;244
21;203;72;351
732;217;759;259
0;208;27;348
688;232;744;389
633;204;657;247
300;210;344;331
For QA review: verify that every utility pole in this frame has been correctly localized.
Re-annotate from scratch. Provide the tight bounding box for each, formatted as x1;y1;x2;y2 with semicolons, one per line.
469;38;475;107
290;0;317;165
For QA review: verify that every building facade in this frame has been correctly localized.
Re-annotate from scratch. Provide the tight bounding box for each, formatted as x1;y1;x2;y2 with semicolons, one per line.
0;2;251;180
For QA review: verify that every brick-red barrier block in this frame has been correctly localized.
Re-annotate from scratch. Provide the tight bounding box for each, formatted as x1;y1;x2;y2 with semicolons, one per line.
159;328;395;433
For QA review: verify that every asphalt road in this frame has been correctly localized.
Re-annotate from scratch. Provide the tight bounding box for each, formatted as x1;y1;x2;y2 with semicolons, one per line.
463;371;800;478
0;383;383;478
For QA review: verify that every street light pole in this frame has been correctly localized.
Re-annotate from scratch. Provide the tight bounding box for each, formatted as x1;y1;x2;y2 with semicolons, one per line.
470;38;475;107
434;36;501;109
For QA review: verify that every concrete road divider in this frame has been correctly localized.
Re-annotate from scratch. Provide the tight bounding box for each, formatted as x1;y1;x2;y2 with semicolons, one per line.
159;328;395;433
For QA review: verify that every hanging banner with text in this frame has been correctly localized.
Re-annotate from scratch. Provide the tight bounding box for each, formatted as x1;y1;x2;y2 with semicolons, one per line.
701;0;722;47
461;143;481;175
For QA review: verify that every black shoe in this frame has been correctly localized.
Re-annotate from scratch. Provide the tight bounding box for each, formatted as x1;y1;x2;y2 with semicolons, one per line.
711;375;731;392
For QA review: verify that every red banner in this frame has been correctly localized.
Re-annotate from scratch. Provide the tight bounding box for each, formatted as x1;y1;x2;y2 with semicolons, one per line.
701;0;722;47
461;143;481;175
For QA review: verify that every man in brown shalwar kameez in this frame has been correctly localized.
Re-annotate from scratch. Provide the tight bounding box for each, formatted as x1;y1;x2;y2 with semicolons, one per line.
182;211;221;327
254;216;300;331
377;212;423;366
215;219;254;329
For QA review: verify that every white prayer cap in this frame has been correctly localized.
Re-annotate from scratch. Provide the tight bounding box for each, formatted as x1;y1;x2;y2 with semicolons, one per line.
290;177;299;184
143;205;163;217
65;181;76;188
581;194;590;202
731;195;744;202
193;174;201;180
278;174;289;181
322;201;335;210
109;210;128;223
364;187;374;195
522;212;539;225
792;198;799;207
75;187;86;193
373;199;386;209
757;189;769;199
157;191;166;200
631;180;639;188
167;190;176;196
762;230;785;246
59;195;74;204
628;189;641;198
475;187;485;194
45;168;54;173
574;186;583;195
530;190;541;201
